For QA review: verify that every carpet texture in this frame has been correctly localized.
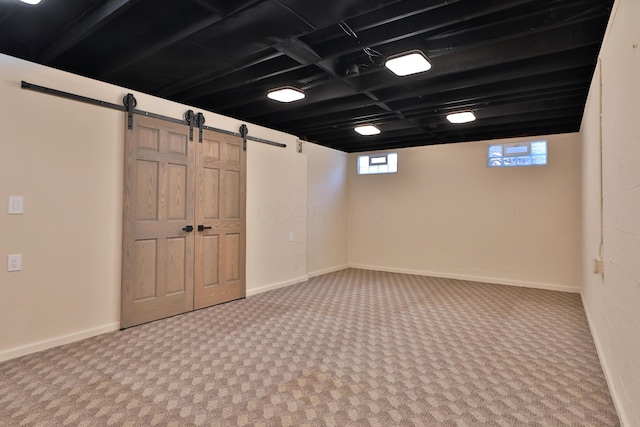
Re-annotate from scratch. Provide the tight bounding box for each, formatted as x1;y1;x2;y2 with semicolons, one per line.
0;269;619;426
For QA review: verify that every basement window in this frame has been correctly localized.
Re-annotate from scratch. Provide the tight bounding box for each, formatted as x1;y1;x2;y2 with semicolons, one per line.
488;140;548;168
358;152;398;175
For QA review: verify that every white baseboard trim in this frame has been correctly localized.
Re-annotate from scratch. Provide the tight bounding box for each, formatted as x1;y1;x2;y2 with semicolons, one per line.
0;322;120;363
308;264;349;278
246;275;309;297
582;298;631;427
348;264;580;293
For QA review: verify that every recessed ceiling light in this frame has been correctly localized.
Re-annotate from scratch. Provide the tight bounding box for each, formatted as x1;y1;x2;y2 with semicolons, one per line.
267;86;305;103
446;111;477;124
20;0;42;4
384;50;432;76
354;125;381;136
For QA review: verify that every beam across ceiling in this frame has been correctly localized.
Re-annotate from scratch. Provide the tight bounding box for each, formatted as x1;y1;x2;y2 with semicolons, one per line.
39;0;140;63
97;0;266;78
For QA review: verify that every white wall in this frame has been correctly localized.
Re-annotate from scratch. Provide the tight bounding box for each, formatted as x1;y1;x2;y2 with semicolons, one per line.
246;142;308;295
0;54;306;361
581;0;640;424
305;142;348;276
348;134;582;292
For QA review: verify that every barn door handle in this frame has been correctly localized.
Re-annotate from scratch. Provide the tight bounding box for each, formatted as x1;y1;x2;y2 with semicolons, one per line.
182;225;194;232
198;225;212;232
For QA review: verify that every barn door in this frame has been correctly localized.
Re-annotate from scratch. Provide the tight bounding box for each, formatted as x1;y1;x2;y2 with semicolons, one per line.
121;115;246;328
121;115;195;328
194;129;246;309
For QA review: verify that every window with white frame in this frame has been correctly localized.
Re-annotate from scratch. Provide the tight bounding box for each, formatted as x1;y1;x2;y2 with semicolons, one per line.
358;152;398;175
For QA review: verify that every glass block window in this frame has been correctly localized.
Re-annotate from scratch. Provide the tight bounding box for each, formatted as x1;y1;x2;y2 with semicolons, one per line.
358;152;398;175
488;140;547;168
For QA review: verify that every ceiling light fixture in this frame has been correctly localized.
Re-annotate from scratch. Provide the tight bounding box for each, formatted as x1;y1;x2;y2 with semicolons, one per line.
446;111;477;124
354;125;381;136
267;86;305;103
384;50;432;76
20;0;42;4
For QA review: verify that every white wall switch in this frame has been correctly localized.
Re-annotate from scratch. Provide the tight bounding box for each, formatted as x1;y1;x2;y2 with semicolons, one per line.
289;232;294;242
8;254;22;272
8;196;24;215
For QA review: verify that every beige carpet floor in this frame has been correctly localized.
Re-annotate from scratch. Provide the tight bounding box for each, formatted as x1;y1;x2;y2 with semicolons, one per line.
0;269;619;426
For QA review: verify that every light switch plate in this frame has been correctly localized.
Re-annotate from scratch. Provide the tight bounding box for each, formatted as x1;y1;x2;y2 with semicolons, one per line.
8;254;22;272
289;232;294;242
8;196;24;214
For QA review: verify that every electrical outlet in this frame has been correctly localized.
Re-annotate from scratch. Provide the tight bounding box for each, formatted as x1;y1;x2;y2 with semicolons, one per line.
8;254;22;272
289;232;294;242
593;258;604;275
8;196;24;215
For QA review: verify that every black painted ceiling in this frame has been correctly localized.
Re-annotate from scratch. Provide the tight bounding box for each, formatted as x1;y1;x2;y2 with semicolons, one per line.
0;0;613;152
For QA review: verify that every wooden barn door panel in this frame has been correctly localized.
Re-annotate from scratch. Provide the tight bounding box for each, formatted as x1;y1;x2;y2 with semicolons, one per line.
194;130;246;309
121;115;195;328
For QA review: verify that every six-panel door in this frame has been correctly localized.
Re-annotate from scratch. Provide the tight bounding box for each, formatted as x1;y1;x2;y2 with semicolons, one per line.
194;129;246;309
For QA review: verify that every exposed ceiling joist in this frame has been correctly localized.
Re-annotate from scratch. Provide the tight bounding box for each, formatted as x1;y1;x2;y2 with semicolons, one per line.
39;0;138;63
187;0;226;16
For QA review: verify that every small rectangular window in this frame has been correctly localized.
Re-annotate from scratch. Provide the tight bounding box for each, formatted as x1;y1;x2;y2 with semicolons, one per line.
488;140;547;168
370;155;388;165
358;152;398;175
